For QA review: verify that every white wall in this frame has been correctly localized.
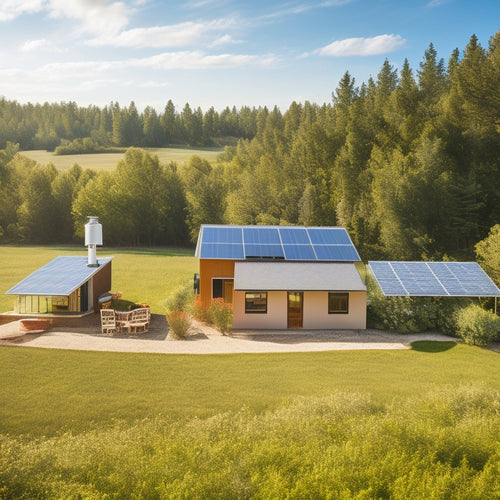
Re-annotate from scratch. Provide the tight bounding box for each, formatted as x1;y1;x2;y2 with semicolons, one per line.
233;291;287;329
233;290;366;330
303;291;366;329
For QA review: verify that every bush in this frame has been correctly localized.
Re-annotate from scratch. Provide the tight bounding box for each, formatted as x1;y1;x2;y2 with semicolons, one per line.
206;298;233;335
166;310;191;339
164;281;193;313
191;295;206;322
454;304;500;346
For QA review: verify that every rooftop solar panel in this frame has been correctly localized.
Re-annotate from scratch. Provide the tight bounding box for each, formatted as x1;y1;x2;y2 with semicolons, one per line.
314;245;360;261
368;261;500;297
199;243;244;259
202;226;242;243
279;227;310;244
308;228;351;245
244;244;284;259
6;256;113;296
243;227;281;244
283;244;316;260
195;225;361;261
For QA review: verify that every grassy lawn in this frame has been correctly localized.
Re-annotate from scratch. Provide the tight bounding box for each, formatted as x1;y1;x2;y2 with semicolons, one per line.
21;146;224;171
1;247;499;497
0;342;498;437
0;245;197;314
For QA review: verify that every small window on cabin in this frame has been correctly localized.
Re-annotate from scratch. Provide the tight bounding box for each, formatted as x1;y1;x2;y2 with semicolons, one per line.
328;293;349;314
245;292;267;314
212;278;234;304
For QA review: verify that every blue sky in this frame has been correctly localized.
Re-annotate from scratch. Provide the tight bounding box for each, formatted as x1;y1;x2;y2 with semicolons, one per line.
0;0;498;112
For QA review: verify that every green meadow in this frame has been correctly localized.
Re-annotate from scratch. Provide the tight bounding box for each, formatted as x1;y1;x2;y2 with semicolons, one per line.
21;146;224;171
1;246;499;498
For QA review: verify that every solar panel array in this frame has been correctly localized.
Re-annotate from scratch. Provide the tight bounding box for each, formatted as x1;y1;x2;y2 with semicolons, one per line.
6;256;113;296
196;225;361;261
368;261;500;297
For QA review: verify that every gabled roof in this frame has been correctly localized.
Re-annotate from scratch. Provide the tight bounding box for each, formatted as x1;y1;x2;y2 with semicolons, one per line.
6;256;113;296
195;225;361;262
368;261;500;297
234;262;366;291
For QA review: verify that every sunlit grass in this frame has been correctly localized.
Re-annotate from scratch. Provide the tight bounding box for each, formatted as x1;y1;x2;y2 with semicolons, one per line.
0;245;197;314
21;146;223;171
0;342;498;437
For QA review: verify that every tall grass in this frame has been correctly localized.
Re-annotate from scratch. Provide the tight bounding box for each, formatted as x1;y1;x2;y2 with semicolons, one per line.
1;386;498;499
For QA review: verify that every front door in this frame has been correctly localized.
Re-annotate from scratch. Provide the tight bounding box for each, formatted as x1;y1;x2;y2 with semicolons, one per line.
287;292;303;328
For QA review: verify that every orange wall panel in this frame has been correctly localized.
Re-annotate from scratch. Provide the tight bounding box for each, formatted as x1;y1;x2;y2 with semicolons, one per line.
199;259;235;308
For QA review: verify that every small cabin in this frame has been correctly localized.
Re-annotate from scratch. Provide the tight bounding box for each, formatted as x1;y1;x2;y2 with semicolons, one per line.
195;225;367;330
5;256;113;315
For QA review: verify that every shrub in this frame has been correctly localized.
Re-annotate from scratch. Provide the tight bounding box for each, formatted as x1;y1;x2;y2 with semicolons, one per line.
454;304;500;346
191;295;206;322
164;281;193;313
206;298;233;335
166;310;191;339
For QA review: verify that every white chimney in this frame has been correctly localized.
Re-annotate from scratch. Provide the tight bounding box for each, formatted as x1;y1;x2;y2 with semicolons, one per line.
84;216;103;267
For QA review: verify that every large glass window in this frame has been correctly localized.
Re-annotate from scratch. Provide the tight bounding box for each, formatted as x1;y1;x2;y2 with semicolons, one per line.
245;292;267;314
328;293;349;314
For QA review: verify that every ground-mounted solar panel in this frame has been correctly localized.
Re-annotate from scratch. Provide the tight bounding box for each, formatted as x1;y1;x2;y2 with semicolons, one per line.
368;261;407;295
391;262;446;296
368;261;500;297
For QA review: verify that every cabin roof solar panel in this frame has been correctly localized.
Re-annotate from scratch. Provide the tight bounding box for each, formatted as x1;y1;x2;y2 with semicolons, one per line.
195;225;361;262
368;261;500;297
6;256;113;296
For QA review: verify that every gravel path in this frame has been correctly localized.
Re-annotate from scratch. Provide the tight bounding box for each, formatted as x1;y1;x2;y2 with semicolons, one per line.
0;314;459;354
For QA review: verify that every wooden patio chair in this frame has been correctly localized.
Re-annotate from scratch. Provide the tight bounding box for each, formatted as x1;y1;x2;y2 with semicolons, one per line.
100;309;117;335
128;308;149;334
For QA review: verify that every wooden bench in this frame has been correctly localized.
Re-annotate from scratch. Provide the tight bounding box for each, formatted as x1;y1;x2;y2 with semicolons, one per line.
115;308;150;334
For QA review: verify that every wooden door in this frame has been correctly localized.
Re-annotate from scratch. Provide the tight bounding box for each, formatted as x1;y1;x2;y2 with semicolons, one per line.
223;280;234;304
287;292;303;328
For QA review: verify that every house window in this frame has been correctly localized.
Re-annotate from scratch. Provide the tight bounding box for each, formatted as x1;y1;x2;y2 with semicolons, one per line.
212;278;234;304
245;292;267;314
328;293;349;314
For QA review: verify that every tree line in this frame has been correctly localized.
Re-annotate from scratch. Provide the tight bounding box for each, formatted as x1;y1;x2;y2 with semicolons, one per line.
0;31;499;261
0;99;260;151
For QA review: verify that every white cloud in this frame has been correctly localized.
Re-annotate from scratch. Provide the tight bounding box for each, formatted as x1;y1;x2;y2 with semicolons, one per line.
0;0;45;21
46;0;132;35
209;34;243;48
260;0;353;21
0;50;278;89
317;34;405;56
87;18;235;48
21;38;49;51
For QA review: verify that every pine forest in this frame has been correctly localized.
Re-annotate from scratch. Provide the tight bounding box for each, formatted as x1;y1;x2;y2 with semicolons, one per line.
0;31;499;262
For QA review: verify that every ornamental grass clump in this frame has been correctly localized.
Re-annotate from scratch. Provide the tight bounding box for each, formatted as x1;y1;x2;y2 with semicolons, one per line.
206;298;233;335
166;310;191;339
